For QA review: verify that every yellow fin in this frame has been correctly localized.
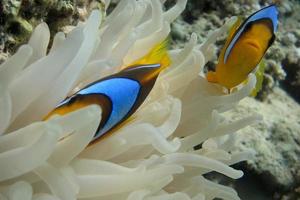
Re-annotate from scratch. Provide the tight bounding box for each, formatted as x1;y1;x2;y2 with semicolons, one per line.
129;37;171;70
251;60;266;97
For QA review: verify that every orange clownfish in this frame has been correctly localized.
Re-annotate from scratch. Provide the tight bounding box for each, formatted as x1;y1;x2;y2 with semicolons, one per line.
206;5;278;92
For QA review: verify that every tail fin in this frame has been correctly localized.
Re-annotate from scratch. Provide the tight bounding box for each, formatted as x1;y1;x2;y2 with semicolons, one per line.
128;37;171;70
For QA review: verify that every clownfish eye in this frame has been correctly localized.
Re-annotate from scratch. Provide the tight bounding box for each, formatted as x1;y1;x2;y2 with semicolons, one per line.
244;21;254;32
68;95;80;104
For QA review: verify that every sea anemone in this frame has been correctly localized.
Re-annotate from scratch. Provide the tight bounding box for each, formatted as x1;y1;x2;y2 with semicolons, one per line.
0;0;261;199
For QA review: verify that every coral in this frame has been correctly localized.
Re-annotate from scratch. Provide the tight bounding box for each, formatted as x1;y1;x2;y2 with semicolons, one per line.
281;47;300;103
227;87;300;198
0;0;262;200
0;0;103;55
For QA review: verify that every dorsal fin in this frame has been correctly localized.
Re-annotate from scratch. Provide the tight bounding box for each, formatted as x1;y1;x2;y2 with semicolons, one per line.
128;38;171;71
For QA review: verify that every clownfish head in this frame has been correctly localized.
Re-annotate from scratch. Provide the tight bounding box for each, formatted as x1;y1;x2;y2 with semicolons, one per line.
208;4;278;90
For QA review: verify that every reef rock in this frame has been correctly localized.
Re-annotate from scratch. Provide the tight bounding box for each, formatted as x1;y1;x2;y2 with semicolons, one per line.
281;47;300;103
0;0;104;56
229;87;300;198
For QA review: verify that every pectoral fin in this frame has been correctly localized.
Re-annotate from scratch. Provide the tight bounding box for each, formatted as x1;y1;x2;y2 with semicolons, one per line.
206;71;218;83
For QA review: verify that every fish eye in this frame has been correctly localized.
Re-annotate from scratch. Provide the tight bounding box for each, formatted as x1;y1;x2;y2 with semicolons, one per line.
244;21;253;32
68;95;79;104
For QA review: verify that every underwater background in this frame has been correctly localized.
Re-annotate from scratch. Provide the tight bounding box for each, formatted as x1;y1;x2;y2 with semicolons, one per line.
0;0;299;199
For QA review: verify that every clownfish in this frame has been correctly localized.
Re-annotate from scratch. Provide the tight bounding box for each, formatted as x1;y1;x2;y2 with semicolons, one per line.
44;39;170;142
206;5;278;92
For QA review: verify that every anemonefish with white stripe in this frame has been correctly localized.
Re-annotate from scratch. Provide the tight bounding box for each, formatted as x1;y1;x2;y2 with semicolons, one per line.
206;5;278;92
44;39;170;142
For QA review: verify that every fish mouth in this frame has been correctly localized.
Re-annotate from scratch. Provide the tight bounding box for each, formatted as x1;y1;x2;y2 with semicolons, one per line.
245;40;260;51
